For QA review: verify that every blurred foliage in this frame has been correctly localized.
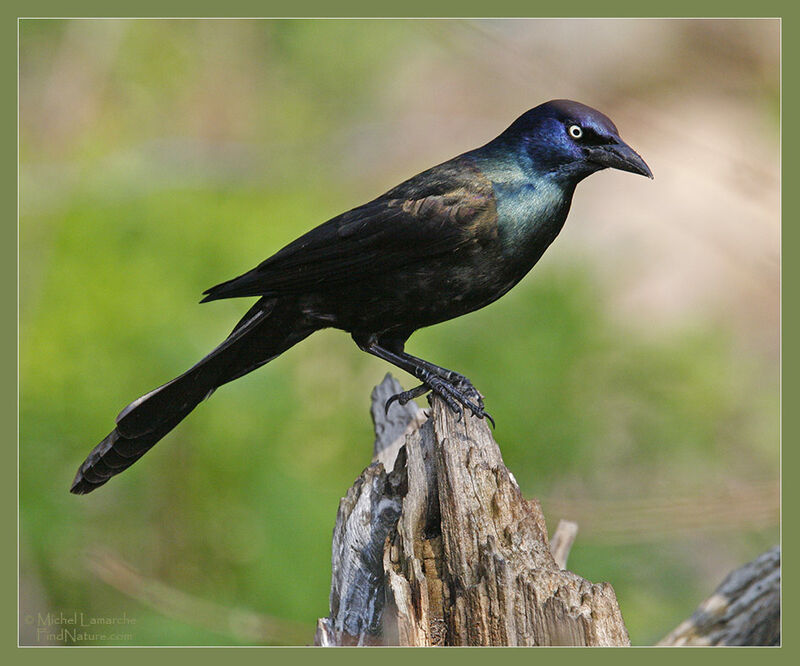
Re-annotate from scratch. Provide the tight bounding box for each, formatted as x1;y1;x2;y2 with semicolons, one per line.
20;19;778;645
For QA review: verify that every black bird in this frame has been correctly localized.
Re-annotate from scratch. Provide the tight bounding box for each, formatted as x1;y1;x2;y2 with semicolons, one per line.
71;99;652;494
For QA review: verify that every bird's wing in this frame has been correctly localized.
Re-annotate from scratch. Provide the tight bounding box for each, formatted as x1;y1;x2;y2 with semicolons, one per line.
201;159;497;301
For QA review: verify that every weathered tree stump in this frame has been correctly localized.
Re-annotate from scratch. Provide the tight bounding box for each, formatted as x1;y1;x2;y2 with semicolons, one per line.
315;374;630;646
659;546;780;646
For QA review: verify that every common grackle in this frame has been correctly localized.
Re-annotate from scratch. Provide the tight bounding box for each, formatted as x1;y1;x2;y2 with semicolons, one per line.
71;99;652;494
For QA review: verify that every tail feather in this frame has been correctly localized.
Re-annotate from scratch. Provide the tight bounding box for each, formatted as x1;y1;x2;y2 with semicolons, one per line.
71;407;196;494
71;298;316;495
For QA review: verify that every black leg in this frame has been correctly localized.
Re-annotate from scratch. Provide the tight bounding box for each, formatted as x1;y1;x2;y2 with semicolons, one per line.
357;337;494;426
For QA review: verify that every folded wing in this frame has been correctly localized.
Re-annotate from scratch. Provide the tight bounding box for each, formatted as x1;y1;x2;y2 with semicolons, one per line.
201;159;497;301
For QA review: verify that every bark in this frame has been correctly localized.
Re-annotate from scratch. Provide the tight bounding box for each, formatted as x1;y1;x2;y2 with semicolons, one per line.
659;546;780;646
315;374;630;646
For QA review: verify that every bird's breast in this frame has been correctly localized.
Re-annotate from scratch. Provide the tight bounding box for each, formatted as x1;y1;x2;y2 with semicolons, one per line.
492;178;572;276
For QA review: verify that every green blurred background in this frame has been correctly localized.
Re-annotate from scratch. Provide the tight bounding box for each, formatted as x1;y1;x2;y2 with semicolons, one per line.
20;19;779;645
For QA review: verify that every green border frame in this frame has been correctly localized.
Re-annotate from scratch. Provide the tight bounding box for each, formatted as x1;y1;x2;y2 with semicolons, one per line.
7;2;793;663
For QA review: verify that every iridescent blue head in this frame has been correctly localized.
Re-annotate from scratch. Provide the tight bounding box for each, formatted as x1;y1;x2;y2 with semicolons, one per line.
497;99;653;183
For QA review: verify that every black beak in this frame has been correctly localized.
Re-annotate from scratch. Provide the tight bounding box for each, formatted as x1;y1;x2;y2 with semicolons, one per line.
586;139;653;179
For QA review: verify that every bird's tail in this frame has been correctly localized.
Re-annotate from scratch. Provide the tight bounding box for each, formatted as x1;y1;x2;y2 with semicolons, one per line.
70;298;317;494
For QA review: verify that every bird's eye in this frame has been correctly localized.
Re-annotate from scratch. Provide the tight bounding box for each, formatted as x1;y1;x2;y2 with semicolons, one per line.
568;124;583;139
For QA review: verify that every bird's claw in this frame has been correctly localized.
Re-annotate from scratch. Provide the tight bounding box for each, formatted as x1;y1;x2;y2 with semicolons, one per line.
385;384;430;414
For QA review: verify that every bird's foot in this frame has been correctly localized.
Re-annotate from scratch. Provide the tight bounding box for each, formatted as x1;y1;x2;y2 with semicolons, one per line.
427;375;495;427
403;357;485;409
385;373;494;428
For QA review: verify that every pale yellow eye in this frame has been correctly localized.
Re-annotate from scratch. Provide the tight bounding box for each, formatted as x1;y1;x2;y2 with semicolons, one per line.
568;124;583;139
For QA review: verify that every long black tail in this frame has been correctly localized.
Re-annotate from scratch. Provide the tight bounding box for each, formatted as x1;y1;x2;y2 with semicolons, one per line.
70;298;317;494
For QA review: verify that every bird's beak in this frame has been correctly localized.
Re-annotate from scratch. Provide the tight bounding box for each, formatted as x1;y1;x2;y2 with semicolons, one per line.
586;139;653;179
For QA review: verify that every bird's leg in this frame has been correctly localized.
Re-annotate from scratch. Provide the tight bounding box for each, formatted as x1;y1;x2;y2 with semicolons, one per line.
357;337;493;426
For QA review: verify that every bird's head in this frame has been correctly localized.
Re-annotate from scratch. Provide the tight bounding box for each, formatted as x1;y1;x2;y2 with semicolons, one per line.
499;99;653;183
